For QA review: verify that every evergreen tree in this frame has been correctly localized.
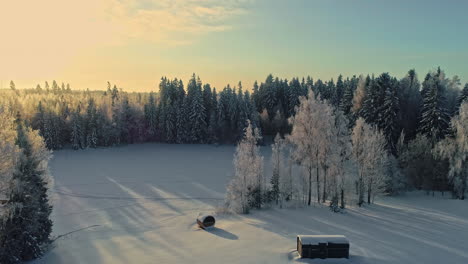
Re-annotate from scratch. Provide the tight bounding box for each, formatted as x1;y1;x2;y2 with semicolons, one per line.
333;75;344;107
288;78;302;117
0;113;52;262
340;80;354;118
176;98;189;144
270;134;284;205
419;68;450;142
144;93;158;140
262;74;278;119
382;83;400;154
398;69;422;141
10;80;16;91
70;106;82;150
85;98;98;148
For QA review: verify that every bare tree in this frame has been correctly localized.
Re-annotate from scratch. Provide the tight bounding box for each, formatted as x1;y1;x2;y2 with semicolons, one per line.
352;118;388;205
435;102;468;199
288;89;334;205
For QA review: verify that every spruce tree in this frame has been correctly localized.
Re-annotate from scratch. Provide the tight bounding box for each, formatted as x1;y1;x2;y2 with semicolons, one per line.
85;98;98;148
333;75;344;107
70;107;82;150
340;81;354;118
382;83;400;154
144;93;158;140
419;68;450;142
288;78;302;117
398;69;422;141
176;98;189;144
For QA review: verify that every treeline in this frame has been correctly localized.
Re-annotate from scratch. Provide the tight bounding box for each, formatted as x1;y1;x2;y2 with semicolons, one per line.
2;68;468;196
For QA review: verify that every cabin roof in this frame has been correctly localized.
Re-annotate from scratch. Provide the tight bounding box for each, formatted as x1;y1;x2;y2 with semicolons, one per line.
298;235;348;245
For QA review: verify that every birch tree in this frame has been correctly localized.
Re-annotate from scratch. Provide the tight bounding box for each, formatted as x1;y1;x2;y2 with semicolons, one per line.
352;118;388;205
328;110;353;210
288;89;334;205
435;102;468;199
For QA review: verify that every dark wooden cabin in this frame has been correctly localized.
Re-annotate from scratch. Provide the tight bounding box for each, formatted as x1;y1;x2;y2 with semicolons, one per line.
297;235;349;259
197;214;216;229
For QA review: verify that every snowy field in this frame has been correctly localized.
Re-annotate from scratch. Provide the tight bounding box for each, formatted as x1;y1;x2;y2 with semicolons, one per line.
34;144;468;264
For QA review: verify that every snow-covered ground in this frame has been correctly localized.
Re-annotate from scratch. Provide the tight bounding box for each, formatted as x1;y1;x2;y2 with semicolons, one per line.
34;144;468;264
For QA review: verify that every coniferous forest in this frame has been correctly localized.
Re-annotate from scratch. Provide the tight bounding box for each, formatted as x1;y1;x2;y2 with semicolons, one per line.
1;68;468;262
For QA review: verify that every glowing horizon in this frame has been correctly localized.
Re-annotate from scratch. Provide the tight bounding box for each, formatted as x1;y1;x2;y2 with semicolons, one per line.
1;0;467;91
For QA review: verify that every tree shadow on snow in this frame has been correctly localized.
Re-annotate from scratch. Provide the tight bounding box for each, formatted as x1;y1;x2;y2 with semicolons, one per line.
204;227;239;240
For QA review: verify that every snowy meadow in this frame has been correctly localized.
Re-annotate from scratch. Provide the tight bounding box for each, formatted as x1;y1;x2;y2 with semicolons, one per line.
33;144;468;264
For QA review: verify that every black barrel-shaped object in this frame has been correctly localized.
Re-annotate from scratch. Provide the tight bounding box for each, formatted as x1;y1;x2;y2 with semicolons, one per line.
197;214;216;229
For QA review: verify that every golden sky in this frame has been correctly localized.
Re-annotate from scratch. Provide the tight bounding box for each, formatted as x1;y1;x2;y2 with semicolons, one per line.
0;0;253;91
1;0;467;91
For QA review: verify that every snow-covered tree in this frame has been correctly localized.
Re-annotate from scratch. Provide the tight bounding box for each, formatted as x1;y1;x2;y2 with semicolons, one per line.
352;118;388;205
225;120;263;214
419;68;450;142
70;107;82;150
457;83;468;112
0;110;20;201
187;76;206;143
288;89;334;205
329;110;353;210
382;83;400;154
351;75;367;117
85;98;98;148
0;113;52;263
398;69;422;140
270;134;284;205
144;92;158;140
435;102;468;199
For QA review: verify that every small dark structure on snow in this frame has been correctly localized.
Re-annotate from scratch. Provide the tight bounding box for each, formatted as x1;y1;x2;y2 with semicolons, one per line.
197;214;216;229
297;235;349;259
0;195;7;205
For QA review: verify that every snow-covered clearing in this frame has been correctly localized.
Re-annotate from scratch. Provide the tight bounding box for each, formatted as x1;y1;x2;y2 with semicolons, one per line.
34;144;468;264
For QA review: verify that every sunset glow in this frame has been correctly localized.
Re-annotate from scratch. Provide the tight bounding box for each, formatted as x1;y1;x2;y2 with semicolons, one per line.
1;0;467;90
